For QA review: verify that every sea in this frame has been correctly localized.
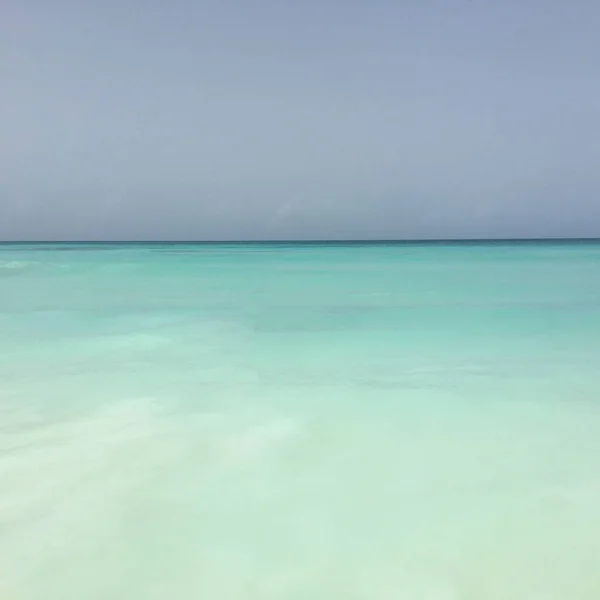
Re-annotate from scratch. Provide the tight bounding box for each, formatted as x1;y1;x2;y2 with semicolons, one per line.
1;240;600;600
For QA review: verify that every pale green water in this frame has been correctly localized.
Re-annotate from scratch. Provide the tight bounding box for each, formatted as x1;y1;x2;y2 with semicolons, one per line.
1;241;600;599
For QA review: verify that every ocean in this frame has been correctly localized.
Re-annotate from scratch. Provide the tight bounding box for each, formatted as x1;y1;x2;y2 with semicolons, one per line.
1;241;600;599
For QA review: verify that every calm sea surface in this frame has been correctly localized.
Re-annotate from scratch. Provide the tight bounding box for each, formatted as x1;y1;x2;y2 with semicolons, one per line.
1;241;600;599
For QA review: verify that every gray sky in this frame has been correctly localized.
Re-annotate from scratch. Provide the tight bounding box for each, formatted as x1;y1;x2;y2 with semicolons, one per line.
2;0;600;240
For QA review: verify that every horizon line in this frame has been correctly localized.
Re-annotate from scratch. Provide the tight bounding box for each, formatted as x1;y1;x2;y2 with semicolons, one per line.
1;237;600;245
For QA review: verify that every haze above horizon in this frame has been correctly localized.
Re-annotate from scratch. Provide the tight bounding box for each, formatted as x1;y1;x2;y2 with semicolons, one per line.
3;0;600;241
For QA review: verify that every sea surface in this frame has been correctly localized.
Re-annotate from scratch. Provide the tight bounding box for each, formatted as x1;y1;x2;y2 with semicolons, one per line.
1;240;600;600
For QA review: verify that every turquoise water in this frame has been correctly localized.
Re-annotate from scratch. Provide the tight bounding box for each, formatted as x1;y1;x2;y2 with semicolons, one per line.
1;241;600;599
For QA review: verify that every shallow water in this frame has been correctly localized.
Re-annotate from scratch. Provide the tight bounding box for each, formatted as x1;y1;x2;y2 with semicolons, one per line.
1;241;600;599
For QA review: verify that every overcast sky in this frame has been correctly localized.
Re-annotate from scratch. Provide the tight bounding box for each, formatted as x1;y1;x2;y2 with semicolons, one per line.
2;0;600;240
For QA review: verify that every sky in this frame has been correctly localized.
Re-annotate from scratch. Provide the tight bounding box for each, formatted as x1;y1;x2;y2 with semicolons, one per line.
2;0;600;241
